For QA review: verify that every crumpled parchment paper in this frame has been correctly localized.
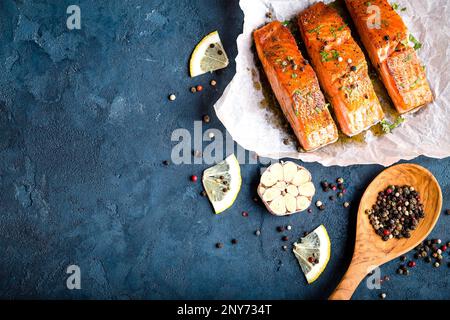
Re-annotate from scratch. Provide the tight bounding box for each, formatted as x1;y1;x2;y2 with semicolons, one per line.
214;0;450;167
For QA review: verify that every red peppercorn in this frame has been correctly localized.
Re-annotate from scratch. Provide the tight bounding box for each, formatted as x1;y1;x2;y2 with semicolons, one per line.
383;229;391;236
242;211;249;217
191;175;198;182
441;245;447;252
408;261;416;268
308;257;314;263
196;85;203;92
386;188;393;194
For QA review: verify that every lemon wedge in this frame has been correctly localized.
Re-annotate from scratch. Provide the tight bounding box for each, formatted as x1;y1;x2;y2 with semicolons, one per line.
190;31;229;78
293;225;331;284
202;154;241;214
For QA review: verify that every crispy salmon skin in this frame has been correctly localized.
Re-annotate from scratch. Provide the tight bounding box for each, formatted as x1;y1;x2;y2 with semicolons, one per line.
253;21;338;152
298;2;385;137
345;0;433;114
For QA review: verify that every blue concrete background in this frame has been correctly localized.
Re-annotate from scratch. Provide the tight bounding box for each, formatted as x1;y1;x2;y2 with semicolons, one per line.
0;0;448;300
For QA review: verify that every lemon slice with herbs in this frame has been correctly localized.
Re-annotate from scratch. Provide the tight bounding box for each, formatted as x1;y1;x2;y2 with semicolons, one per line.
190;31;229;78
293;225;331;284
202;154;241;214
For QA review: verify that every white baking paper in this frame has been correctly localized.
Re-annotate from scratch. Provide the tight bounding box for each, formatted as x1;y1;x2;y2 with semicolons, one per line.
214;0;450;166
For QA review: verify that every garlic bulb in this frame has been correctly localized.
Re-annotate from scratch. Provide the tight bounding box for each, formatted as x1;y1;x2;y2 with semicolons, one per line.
258;161;315;216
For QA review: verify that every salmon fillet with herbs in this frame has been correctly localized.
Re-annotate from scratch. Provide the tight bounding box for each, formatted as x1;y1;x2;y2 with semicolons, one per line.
298;2;385;137
345;0;433;114
253;21;339;152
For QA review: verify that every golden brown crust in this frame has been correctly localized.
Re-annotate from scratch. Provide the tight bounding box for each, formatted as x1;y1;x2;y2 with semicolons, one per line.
345;0;433;113
298;2;385;137
254;21;339;151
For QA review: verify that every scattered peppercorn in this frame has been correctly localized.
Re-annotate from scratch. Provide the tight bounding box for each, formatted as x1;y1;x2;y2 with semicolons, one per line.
200;191;207;197
319;204;326;211
383;35;390;41
350;66;357;72
216;242;223;249
210;80;217;86
286;225;292;231
203;115;210;123
242;211;249;217
162;160;170;166
329;196;335;201
337;177;344;184
446;209;450;215
277;226;285;233
380;293;387;299
282;236;289;242
231;239;238;245
321;181;330;192
191;175;198;182
400;255;407;262
169;94;176;101
282;245;288;251
196;85;203;92
344;202;350;208
307;208;312;213
255;230;261;236
190;87;197;93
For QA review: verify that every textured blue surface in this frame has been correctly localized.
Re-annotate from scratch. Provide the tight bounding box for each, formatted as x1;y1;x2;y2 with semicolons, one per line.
0;0;449;300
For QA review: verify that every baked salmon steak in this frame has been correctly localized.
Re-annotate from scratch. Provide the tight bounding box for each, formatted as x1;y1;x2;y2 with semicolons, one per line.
298;2;385;137
345;0;433;114
253;21;339;152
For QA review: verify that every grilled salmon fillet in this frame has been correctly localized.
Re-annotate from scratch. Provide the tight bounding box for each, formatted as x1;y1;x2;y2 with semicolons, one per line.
345;0;433;114
254;21;339;152
298;2;385;137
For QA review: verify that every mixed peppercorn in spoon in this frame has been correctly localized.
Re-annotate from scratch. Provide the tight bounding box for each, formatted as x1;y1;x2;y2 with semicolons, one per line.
367;185;425;241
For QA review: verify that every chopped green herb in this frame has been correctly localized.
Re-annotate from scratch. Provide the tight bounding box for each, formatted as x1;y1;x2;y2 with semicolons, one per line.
331;50;340;60
337;24;346;31
365;1;371;6
409;34;422;50
401;7;407;11
391;3;399;10
308;25;323;34
403;54;412;62
330;27;337;39
282;20;291;27
291;73;298;79
410;78;420;88
320;50;340;62
381;19;390;27
380;117;405;134
315;107;322;113
320;51;330;62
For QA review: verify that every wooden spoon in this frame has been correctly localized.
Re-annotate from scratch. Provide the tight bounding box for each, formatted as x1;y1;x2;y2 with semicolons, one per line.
329;163;442;300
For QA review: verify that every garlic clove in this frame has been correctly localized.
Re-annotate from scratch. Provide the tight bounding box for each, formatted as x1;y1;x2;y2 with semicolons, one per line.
283;162;298;183
298;182;316;197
